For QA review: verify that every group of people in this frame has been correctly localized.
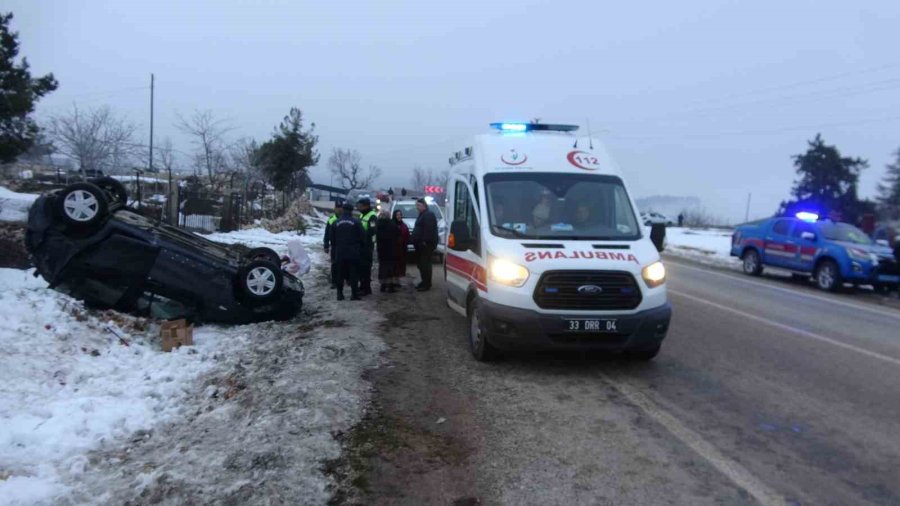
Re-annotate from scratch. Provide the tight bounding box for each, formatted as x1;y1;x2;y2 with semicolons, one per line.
323;197;439;301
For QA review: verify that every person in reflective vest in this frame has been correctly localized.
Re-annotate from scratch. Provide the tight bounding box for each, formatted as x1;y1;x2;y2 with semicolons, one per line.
357;197;378;296
323;200;343;289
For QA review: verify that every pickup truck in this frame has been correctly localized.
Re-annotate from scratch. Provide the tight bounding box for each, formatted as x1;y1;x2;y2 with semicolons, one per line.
731;215;900;291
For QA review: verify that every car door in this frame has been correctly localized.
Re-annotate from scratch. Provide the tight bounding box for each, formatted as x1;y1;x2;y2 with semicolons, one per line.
789;220;819;272
763;219;796;267
445;178;484;308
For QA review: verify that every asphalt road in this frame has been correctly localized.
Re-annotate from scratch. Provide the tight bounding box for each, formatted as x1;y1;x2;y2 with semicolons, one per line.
338;259;900;505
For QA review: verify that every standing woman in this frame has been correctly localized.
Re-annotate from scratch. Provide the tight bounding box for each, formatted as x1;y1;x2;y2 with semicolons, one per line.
376;211;399;292
393;210;410;290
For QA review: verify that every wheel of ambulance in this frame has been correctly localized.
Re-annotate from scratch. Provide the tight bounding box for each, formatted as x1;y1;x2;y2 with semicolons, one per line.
741;249;762;276
467;297;500;362
89;176;128;205
245;247;281;265
56;182;109;229
237;260;283;304
814;260;841;292
625;345;661;361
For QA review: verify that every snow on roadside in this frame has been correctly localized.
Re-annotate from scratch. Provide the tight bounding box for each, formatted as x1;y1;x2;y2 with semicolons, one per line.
0;187;38;223
664;227;740;269
0;224;383;505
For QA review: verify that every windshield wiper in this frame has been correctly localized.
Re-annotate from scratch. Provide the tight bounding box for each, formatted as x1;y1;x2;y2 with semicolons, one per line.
492;224;528;238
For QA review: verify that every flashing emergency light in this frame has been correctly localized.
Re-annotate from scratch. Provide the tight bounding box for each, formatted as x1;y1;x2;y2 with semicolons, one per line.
796;211;819;222
489;122;580;133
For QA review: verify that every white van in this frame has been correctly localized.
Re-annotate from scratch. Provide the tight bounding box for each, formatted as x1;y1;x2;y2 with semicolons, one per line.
444;122;671;361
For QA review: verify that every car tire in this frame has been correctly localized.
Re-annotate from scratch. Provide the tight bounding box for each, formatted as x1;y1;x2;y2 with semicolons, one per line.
815;260;841;292
89;176;128;205
468;297;500;362
237;260;284;304
245;247;282;265
55;182;109;229
742;249;762;276
626;345;661;361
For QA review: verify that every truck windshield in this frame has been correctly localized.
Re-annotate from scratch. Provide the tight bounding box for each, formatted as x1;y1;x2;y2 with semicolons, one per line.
819;222;872;245
485;172;640;240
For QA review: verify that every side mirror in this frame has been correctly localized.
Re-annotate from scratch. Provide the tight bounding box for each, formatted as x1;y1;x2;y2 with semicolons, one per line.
650;223;666;252
801;231;817;242
449;220;473;251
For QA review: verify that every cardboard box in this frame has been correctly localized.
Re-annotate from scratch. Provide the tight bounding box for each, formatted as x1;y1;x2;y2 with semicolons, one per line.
160;319;193;352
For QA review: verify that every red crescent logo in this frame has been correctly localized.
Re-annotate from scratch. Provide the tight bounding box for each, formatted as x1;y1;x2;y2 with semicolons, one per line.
501;152;528;166
567;150;601;171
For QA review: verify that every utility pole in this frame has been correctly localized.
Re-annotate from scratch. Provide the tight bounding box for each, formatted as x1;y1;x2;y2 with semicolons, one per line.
745;192;752;223
149;74;154;174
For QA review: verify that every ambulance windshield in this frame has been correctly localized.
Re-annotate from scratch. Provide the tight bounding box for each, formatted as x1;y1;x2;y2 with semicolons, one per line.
485;173;640;240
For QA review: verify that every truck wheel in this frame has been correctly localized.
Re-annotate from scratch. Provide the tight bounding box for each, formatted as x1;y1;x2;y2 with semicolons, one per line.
56;182;109;229
468;297;500;362
237;260;283;304
815;260;841;292
742;249;762;276
89;176;128;205
626;345;661;361
245;247;281;265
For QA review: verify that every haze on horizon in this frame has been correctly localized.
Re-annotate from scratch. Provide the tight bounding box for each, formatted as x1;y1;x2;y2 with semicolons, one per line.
9;0;900;222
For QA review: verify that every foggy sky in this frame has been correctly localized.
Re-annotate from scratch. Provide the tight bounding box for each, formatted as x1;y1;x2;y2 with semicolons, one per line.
9;0;900;222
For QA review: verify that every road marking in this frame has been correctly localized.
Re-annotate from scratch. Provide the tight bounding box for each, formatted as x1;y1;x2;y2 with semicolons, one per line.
666;260;900;322
669;289;900;367
603;375;787;506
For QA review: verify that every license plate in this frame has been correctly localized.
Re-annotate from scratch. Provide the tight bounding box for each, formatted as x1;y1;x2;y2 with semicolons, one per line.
566;319;619;333
877;274;900;283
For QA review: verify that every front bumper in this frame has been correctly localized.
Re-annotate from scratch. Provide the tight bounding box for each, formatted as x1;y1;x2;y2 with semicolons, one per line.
480;299;672;352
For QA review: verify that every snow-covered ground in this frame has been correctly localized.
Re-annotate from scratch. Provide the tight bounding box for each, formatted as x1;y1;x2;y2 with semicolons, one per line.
0;224;386;505
664;227;739;269
0;187;38;223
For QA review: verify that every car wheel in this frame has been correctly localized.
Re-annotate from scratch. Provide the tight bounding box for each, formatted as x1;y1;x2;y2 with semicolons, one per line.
467;297;499;362
56;182;109;229
237;260;284;303
89;176;128;205
245;247;282;265
626;345;661;361
742;249;762;276
815;260;841;292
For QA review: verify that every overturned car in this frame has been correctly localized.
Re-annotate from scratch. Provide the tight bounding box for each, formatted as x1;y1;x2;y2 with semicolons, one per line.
25;179;304;323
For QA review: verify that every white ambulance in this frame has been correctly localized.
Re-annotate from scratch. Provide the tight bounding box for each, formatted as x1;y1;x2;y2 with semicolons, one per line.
444;122;671;361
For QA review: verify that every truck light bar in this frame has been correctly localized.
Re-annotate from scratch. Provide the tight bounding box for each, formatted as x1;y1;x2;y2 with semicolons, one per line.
489;122;579;133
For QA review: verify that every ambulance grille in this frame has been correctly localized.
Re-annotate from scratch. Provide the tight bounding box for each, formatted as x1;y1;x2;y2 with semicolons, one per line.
533;270;642;310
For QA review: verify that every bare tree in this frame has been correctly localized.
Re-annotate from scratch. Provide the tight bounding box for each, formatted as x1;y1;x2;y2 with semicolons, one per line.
328;148;381;190
410;167;450;201
175;110;232;186
48;105;138;176
230;137;261;178
157;137;177;175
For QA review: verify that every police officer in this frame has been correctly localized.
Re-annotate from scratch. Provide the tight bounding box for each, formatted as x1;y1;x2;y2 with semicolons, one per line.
323;200;343;289
356;197;378;296
333;202;365;301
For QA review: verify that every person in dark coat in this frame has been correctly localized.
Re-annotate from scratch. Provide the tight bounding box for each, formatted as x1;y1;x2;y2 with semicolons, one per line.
410;198;439;291
323;200;343;289
332;202;365;301
357;198;378;296
376;211;399;292
393;210;410;287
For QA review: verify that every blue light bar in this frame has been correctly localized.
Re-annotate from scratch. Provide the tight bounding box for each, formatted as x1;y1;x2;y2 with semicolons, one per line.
489;122;579;133
796;211;819;222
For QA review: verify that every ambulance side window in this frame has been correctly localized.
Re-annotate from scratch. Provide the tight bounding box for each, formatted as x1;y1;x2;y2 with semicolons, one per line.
454;181;481;256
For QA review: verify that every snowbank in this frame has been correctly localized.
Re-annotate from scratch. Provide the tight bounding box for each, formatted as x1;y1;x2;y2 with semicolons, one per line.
0;187;39;223
665;227;739;268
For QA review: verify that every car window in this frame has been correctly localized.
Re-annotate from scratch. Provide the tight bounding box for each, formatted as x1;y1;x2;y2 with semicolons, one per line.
792;221;816;239
772;219;792;236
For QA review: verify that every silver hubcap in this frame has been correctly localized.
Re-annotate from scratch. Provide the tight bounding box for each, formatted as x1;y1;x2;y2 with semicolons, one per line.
818;266;834;288
744;254;757;273
63;190;99;222
246;267;276;296
470;309;482;351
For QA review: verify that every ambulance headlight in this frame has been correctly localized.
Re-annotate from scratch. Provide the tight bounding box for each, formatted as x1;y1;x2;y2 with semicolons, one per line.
641;261;666;288
489;257;530;287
